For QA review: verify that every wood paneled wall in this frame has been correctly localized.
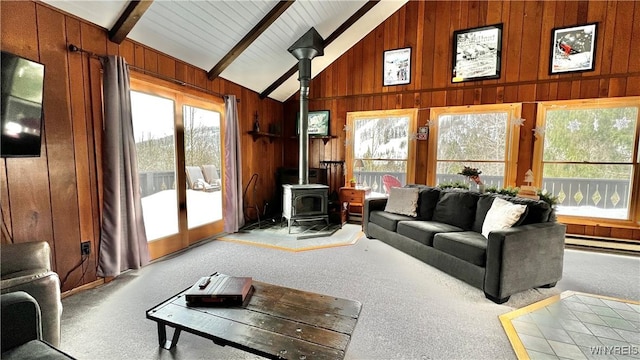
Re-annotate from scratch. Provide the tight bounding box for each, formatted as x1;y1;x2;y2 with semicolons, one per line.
283;0;640;240
1;1;284;291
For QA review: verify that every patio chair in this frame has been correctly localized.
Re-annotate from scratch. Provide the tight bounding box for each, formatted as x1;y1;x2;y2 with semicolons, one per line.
382;174;402;194
186;166;218;192
200;165;222;191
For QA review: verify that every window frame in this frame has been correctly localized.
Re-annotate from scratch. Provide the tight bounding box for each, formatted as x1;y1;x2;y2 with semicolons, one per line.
130;73;226;260
427;103;522;187
532;97;640;228
345;109;418;188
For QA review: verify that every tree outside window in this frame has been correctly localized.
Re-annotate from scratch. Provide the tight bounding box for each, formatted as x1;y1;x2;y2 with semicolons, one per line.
346;109;418;194
428;104;522;189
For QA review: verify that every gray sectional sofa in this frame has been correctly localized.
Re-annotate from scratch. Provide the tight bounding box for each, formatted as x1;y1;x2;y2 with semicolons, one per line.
363;185;566;303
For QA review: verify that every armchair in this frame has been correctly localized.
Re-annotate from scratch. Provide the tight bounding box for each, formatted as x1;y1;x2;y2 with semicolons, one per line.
1;241;63;347
1;291;74;359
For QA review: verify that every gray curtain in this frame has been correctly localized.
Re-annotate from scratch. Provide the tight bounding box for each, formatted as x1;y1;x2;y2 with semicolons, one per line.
223;95;244;233
97;56;149;277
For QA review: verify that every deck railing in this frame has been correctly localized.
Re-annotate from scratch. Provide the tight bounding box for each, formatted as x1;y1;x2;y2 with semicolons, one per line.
139;171;175;197
356;171;630;211
141;169;630;213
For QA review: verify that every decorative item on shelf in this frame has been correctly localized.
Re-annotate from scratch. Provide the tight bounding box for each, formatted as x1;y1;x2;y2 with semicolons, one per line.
253;111;260;132
458;166;484;192
353;159;365;186
517;169;540;200
349;178;356;187
268;123;281;135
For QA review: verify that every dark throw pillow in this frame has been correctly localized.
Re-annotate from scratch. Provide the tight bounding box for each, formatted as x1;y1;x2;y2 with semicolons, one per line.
432;190;479;230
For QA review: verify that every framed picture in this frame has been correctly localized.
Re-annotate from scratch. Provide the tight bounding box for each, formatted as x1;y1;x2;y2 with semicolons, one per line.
549;23;597;74
383;47;411;86
452;24;502;83
297;110;330;136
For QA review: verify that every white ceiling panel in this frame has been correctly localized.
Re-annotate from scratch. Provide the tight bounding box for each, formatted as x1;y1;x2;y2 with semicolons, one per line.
128;0;279;70
221;0;368;96
41;0;407;102
42;0;128;29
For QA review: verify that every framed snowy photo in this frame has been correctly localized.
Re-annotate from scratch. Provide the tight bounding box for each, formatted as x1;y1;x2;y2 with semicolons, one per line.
549;23;597;74
452;24;502;83
383;47;411;86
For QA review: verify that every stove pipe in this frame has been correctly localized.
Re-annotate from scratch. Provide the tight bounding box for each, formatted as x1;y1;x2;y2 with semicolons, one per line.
288;28;324;185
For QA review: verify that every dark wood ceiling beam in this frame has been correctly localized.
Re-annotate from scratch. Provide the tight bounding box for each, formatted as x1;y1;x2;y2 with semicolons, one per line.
109;0;154;44
207;0;295;80
259;0;380;99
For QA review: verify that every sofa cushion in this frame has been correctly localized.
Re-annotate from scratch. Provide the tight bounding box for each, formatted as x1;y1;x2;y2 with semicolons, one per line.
369;210;415;232
472;194;495;233
397;221;463;246
432;191;479;230
499;195;552;225
481;197;527;238
406;185;442;220
417;187;441;220
433;231;488;267
384;187;419;217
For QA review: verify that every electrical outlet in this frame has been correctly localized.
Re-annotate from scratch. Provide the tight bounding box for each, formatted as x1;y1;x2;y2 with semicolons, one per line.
81;241;91;256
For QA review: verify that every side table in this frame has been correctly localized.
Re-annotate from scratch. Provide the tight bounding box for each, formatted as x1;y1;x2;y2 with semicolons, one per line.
338;186;371;224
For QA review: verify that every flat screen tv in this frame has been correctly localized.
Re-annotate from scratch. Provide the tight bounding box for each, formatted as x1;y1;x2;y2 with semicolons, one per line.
1;51;45;157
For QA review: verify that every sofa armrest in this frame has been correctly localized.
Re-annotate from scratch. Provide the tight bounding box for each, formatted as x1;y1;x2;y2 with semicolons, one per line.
1;272;62;347
484;222;566;301
1;241;52;276
363;197;388;236
1;291;42;352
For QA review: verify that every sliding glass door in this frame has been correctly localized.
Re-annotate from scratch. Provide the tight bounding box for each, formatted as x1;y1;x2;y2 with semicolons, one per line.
130;75;224;259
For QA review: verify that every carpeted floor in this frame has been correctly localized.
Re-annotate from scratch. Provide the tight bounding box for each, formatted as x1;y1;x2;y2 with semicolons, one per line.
218;220;362;251
59;236;640;360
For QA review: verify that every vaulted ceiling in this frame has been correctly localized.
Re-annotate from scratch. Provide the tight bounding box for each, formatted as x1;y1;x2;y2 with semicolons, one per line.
43;0;408;102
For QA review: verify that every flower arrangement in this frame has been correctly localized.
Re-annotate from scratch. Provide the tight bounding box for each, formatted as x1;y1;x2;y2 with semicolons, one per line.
458;166;483;185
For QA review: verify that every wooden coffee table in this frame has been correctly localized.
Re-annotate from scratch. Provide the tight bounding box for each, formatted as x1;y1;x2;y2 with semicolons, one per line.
146;280;362;359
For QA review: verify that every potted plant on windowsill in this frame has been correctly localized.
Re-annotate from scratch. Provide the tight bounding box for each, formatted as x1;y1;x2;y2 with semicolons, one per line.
458;166;484;192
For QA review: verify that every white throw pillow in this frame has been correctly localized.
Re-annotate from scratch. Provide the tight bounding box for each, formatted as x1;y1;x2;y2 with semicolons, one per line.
384;187;419;217
481;197;527;238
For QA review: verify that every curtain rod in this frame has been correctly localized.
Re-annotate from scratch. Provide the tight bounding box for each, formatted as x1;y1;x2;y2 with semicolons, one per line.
67;44;235;101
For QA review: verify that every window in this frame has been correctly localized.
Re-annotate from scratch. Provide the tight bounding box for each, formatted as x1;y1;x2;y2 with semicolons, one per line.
427;104;522;189
345;109;418;194
533;97;640;224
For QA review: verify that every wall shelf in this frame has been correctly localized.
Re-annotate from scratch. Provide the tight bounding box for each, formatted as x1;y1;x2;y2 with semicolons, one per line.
248;131;279;143
311;135;337;145
291;135;337;145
